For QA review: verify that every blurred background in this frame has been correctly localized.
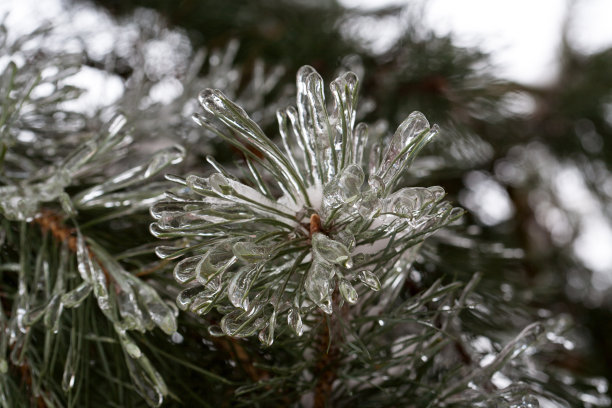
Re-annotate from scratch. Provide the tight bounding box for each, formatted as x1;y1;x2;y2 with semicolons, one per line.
2;0;611;401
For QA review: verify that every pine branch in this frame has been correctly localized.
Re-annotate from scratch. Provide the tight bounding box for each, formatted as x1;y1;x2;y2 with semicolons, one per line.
313;311;340;408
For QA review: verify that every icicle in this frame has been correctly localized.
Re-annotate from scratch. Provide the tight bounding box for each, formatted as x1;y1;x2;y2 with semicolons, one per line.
330;71;359;167
121;332;167;407
90;258;112;316
196;254;236;284
61;341;78;391
385;187;437;217
61;140;97;173
134;278;178;335
306;69;336;182
353;122;368;166
375;112;439;190
198;88;304;200
75;233;93;283
103;113;128;146
74;145;185;206
322;164;364;217
305;261;335;314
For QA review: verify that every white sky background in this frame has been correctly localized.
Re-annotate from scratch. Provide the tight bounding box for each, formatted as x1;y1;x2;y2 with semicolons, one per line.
3;0;612;88
340;0;612;85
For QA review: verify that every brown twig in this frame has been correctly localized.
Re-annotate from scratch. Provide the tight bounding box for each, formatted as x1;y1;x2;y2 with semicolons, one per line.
34;209;78;252
313;292;344;408
5;336;48;407
135;258;172;277
33;209;112;284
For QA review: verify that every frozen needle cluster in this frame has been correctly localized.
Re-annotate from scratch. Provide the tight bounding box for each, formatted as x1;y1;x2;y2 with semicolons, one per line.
152;65;463;344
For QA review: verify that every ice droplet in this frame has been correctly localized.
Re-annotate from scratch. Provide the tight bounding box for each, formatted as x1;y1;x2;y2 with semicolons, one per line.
305;261;335;314
176;286;205;311
208;325;224;337
126;342;142;359
144;145;185;179
357;270;381;291
61;282;93;308
428;185;446;202
62;343;77;391
509;395;540;408
258;312;276;346
311;233;352;268
209;172;232;195
288;307;303;336
232;241;268;263
339;279;358;304
221;309;266;337
385;187;436;217
44;294;63;334
173;255;203;284
154;245;184;259
228;265;259;310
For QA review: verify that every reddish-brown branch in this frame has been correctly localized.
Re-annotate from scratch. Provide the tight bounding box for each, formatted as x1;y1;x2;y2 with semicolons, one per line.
135;258;171;277
313;315;339;408
33;209;112;284
8;340;48;407
313;291;346;408
34;209;78;252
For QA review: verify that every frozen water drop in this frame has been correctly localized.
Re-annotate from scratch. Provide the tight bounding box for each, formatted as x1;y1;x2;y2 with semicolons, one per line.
208;325;224;337
61;282;93;308
305;261;335;313
311;233;351;267
228;266;259;310
339;279;358;304
232;241;268;263
173;255;203;284
288;307;303;336
357;270;381;291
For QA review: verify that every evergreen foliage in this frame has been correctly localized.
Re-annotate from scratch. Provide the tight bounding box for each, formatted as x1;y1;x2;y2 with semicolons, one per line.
1;2;611;407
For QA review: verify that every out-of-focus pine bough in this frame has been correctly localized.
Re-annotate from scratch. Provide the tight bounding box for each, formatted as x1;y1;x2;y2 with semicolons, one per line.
106;8;289;165
0;21;186;406
0;4;611;408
